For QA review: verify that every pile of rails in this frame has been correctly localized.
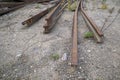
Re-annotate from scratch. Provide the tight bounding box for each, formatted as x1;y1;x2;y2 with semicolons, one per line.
0;0;52;15
0;0;104;66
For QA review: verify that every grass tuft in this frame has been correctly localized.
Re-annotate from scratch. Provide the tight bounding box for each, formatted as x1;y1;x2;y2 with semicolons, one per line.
50;54;60;61
84;31;94;38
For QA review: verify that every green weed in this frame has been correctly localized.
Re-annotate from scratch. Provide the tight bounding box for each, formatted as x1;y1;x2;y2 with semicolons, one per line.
50;54;60;61
84;31;94;38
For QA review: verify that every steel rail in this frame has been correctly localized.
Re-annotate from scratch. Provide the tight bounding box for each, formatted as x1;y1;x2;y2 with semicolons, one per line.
80;0;102;43
81;12;102;43
20;0;51;3
0;2;24;8
0;4;25;15
71;0;81;66
22;5;56;27
0;0;52;15
43;0;67;33
81;0;103;36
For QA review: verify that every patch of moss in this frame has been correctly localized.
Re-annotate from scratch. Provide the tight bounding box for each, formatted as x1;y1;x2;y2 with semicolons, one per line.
84;31;94;38
68;1;77;11
50;54;60;61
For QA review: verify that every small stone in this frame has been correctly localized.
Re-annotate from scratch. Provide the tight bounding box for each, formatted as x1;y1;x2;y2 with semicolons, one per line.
87;50;91;53
61;53;67;61
34;70;36;73
79;67;82;69
78;72;80;74
3;74;6;77
68;62;71;65
30;66;33;68
14;69;18;71
113;49;116;52
16;54;22;57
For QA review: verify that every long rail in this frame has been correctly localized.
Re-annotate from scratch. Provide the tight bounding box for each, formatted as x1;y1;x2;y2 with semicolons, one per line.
0;0;52;15
80;0;103;43
0;4;25;15
43;0;67;33
22;5;56;27
21;0;51;3
71;0;81;66
0;2;24;8
80;0;103;37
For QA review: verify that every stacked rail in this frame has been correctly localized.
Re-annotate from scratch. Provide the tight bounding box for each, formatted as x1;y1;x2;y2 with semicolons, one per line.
43;0;67;33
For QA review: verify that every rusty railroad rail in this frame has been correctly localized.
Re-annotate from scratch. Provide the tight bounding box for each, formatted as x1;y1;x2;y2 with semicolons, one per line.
22;5;56;27
0;2;24;8
0;4;25;15
0;0;52;15
43;0;67;33
80;0;103;43
71;0;81;66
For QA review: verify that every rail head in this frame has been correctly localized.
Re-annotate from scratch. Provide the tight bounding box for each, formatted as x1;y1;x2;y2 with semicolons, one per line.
71;0;81;66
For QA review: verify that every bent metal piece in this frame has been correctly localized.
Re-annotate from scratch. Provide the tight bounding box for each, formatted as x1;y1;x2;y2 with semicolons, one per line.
43;0;66;33
80;0;102;43
22;5;55;27
81;0;103;36
71;0;81;66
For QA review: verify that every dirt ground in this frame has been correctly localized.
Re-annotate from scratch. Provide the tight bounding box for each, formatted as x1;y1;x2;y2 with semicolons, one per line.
0;0;120;80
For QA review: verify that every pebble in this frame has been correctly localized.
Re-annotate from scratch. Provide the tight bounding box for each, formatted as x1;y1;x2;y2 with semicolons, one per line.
87;50;91;53
14;69;18;71
113;49;117;52
61;53;67;61
3;74;6;77
34;69;36;73
79;67;82;69
16;54;22;58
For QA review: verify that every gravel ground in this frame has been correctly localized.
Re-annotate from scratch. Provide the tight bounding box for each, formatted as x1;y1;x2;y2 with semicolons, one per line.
0;0;120;80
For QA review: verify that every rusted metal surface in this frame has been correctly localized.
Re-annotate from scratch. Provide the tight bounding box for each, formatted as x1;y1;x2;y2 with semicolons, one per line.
22;5;55;27
0;4;24;15
71;0;81;66
81;0;103;37
0;2;24;8
81;12;102;43
0;0;52;15
43;0;67;33
80;0;102;43
21;0;51;3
